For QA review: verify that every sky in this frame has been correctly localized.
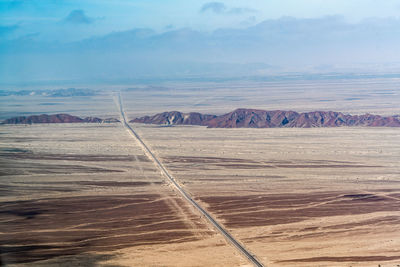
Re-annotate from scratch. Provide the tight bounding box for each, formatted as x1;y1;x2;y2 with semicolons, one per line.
2;0;400;41
1;0;400;84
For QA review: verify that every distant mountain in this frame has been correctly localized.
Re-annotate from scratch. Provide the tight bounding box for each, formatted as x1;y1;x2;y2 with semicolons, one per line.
1;114;119;124
131;109;400;128
45;88;98;97
0;88;98;97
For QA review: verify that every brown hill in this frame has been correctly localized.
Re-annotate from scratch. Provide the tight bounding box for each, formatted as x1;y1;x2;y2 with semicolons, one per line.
132;109;400;128
1;114;119;124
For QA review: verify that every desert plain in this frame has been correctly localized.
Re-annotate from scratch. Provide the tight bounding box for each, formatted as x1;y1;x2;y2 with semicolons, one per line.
1;78;400;266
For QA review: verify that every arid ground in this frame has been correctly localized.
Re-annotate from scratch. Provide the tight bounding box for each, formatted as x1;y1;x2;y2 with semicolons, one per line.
0;124;246;266
1;78;400;266
134;124;400;266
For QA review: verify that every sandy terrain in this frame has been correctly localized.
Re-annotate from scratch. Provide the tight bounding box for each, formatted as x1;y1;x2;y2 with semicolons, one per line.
1;78;400;266
121;78;400;117
0;124;245;266
134;124;400;266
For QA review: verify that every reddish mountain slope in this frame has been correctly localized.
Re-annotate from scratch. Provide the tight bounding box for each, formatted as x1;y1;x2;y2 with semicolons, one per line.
132;109;400;128
1;114;119;124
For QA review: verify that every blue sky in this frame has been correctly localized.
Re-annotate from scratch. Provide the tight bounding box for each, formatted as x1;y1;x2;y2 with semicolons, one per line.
2;0;400;42
1;0;400;84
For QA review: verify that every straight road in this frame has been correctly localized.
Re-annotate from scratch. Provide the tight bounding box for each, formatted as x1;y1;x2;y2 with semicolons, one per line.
116;92;265;267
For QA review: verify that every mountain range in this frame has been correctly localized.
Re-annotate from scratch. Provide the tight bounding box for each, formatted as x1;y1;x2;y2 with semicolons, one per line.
131;109;400;128
3;110;399;127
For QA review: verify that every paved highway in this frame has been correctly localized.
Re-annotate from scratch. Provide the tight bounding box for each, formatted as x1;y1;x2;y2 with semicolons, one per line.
116;92;265;267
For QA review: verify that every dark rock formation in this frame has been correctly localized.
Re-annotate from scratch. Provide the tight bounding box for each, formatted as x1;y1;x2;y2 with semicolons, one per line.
82;116;103;123
131;108;400;128
1;114;119;124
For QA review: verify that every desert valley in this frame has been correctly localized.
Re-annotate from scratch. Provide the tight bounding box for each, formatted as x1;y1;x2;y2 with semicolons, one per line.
0;79;399;266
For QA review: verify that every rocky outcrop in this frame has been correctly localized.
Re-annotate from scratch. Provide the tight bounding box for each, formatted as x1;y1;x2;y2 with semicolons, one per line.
130;111;216;126
131;108;400;128
81;116;103;123
1;114;119;124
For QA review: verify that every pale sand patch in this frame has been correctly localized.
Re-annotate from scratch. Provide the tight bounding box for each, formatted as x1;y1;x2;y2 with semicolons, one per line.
101;235;245;267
